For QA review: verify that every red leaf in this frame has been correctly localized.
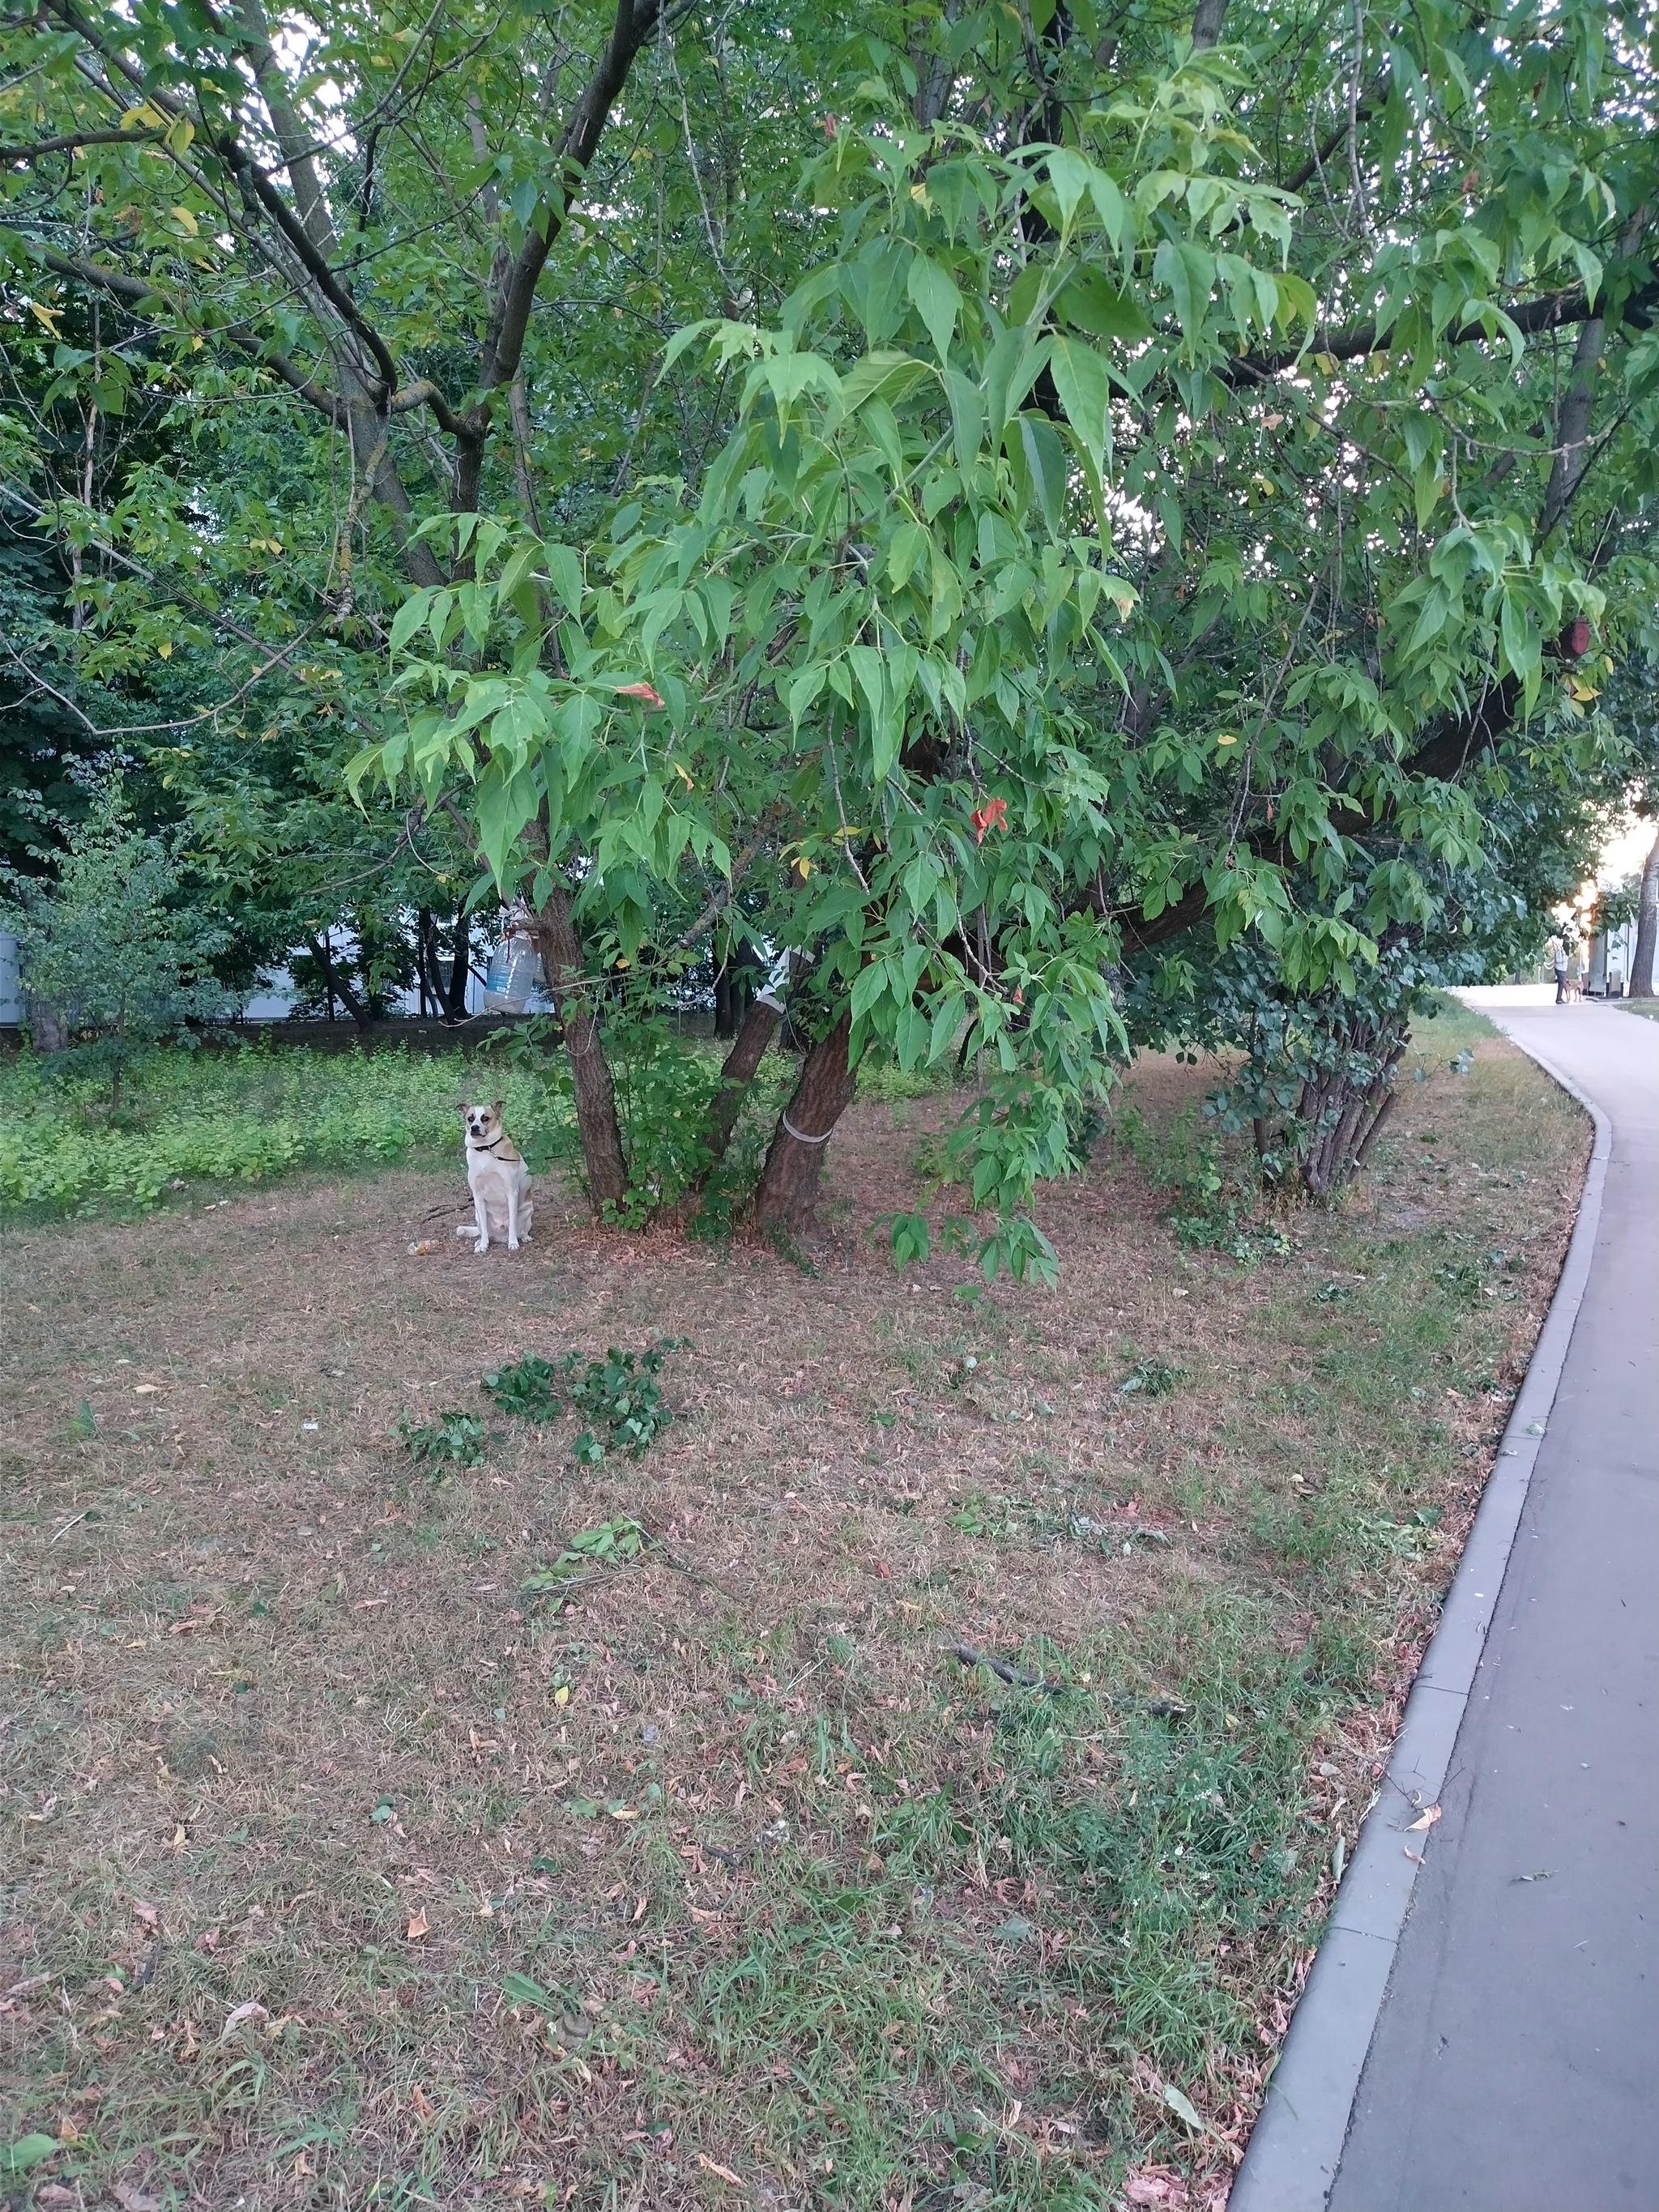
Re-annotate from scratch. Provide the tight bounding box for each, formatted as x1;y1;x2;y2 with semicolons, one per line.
970;795;1008;846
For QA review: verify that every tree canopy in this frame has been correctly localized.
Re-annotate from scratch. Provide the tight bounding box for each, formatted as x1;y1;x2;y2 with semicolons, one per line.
5;0;1657;1259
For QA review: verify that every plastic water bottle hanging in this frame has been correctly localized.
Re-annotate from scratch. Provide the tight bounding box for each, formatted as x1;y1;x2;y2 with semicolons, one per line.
481;906;544;1013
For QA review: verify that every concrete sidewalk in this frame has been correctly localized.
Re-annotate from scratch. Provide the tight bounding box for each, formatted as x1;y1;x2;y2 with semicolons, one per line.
1238;993;1659;2212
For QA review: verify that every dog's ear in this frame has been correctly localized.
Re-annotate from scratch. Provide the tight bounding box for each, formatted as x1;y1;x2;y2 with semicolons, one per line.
490;1099;505;1117
455;1101;471;1114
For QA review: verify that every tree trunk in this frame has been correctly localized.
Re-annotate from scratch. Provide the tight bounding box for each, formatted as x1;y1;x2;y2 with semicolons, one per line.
714;961;736;1040
1294;1022;1407;1201
697;994;782;1182
433;910;472;1022
306;934;368;1027
1631;821;1659;999
532;883;628;1211
416;906;433;1017
753;1007;860;1237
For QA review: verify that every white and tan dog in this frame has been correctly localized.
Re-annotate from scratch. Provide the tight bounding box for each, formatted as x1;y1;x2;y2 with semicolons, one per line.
455;1101;533;1252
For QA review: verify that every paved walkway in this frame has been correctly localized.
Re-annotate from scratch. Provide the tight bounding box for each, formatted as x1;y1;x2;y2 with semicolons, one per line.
1328;995;1659;2210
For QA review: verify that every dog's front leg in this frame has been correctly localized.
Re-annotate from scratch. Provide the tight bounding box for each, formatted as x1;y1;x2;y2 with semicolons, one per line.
472;1187;492;1255
505;1181;522;1253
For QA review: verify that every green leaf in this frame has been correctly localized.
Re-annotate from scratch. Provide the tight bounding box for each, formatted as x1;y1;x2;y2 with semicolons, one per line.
907;255;962;361
886;519;929;590
1017;415;1068;534
1050;337;1115;478
1053;268;1151;343
389;589;434;654
983;322;1050;437
943;366;984;469
1153;240;1214;341
661;317;719;370
2;2137;59;2176
1045;148;1092;234
502;1971;556;2008
887;1210;931;1267
787;661;829;727
1499;592;1538;688
544;545;584;616
838;351;932;418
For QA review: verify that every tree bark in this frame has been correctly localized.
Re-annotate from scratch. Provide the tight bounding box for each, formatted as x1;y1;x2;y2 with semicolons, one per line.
532;883;629;1210
1190;0;1228;48
698;993;782;1181
1631;820;1659;999
753;1007;860;1236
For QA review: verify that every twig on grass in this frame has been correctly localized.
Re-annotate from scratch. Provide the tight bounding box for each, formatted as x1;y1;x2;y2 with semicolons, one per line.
940;1641;1063;1691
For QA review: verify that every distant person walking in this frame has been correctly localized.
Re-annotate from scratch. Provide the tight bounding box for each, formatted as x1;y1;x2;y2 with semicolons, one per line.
1553;938;1569;1004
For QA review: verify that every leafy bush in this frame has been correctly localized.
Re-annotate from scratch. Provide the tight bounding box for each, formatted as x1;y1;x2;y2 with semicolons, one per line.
480;1339;689;1465
481;1353;569;1421
2;778;233;1110
1115;1103;1292;1264
499;1012;791;1234
394;1409;491;1468
1119;1357;1188;1400
569;1340;687;1460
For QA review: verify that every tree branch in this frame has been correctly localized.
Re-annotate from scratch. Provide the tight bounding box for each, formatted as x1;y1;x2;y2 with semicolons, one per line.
219;138;402;396
2;126;164;160
459;0;683;509
32;246;347;424
1229;277;1656;386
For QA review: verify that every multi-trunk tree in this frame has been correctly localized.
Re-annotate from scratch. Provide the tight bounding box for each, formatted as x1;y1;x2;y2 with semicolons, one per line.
5;0;1657;1256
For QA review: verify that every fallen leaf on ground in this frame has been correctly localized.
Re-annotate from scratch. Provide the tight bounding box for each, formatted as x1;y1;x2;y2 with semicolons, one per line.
697;2154;744;2185
407;1909;430;1939
1405;1805;1442;1831
113;2185;164;2212
1125;2172;1191;2206
219;2000;267;2040
131;1900;158;1927
1162;2081;1213;2134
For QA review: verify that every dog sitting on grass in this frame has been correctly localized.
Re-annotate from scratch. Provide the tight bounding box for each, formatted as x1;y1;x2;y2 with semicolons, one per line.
454;1101;533;1253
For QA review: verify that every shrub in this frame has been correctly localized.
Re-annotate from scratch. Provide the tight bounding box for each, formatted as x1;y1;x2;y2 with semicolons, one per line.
2;780;233;1110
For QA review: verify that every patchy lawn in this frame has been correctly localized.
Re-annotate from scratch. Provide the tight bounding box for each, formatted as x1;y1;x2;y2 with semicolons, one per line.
1;999;1586;2212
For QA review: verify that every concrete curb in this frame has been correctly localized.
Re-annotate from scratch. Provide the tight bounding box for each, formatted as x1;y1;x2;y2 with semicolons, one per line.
1227;1005;1614;2212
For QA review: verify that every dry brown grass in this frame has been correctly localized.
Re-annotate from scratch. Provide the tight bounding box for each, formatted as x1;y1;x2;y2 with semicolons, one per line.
0;1004;1587;2212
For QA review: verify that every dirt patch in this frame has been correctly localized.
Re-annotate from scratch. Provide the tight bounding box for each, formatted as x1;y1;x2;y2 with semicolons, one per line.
0;1013;1588;2209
